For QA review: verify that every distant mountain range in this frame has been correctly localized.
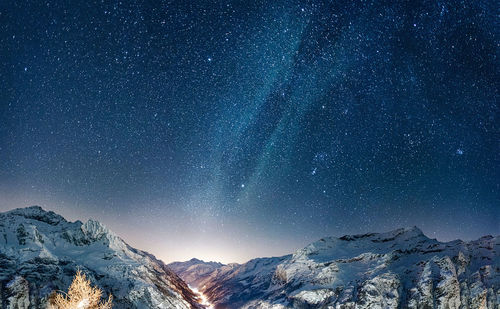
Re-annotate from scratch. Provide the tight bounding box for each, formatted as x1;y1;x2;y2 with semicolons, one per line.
168;258;224;289
0;206;202;308
1;206;498;308
169;228;499;309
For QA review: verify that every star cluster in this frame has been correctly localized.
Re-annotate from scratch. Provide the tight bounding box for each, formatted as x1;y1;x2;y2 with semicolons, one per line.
0;0;498;263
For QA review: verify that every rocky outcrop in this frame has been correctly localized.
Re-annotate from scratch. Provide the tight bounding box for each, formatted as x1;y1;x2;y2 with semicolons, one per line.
5;276;30;309
0;206;202;309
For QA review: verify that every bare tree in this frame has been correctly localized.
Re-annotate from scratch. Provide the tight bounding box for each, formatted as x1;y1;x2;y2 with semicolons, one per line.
49;270;112;309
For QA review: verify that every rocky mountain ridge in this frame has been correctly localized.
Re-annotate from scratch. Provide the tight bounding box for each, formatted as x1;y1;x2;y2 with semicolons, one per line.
172;227;499;308
169;258;225;289
0;206;203;309
1;206;498;308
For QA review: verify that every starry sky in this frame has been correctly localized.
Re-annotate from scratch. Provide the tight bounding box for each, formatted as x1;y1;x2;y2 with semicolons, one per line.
0;0;498;263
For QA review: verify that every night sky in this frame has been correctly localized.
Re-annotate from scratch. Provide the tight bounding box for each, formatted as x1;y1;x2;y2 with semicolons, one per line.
0;0;498;263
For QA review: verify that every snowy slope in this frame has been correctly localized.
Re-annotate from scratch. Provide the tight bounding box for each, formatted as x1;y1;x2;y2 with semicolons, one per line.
173;227;499;308
0;206;203;309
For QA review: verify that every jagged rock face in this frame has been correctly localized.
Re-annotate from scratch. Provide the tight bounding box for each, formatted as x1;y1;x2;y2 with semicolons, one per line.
4;276;30;309
173;228;499;308
0;206;202;309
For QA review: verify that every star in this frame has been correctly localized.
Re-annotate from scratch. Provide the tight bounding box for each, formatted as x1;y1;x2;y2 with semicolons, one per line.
0;0;496;264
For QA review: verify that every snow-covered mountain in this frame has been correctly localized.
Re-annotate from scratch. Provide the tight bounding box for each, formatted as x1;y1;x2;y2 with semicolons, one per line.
2;207;498;308
172;227;499;308
0;206;203;309
168;258;224;288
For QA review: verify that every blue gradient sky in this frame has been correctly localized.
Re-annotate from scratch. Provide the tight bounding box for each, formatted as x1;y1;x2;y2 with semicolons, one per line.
0;0;498;263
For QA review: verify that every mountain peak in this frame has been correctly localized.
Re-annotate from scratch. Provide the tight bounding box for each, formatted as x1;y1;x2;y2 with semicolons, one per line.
384;226;425;238
185;258;224;266
189;258;203;263
377;226;427;241
339;226;426;242
81;218;117;244
4;206;66;226
0;207;202;308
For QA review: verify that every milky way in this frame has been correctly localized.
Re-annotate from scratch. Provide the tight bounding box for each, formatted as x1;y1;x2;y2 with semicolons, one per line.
0;0;498;263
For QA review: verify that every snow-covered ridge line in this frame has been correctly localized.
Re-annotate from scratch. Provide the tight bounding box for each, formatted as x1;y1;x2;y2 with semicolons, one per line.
0;206;203;309
171;227;499;308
